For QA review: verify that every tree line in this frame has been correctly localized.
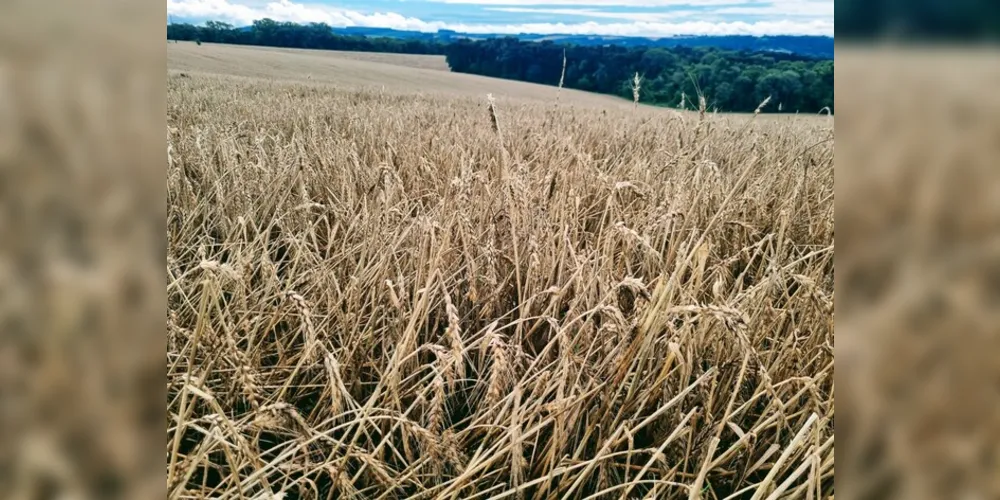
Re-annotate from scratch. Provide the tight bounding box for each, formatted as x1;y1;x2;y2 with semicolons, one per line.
168;20;833;113
445;38;833;113
167;20;447;55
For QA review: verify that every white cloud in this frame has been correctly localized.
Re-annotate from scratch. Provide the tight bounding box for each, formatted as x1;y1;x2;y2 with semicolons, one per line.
433;0;745;5
453;19;834;36
167;0;261;25
167;0;437;28
715;0;833;17
484;7;700;22
430;0;834;18
167;0;834;36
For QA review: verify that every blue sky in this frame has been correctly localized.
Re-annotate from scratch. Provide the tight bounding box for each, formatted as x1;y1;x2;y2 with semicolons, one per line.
167;0;834;36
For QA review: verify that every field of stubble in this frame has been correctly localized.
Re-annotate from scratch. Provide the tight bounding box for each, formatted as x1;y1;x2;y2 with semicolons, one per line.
167;65;834;499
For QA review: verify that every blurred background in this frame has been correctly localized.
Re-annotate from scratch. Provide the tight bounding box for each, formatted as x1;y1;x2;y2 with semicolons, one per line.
835;0;1000;499
0;1;165;498
837;0;1000;41
1;0;999;498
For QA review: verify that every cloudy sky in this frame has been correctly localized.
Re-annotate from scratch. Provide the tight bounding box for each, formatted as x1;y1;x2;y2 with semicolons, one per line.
167;0;834;36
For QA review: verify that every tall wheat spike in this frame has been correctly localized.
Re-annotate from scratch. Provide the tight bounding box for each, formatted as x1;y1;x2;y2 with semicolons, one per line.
631;72;642;109
556;49;567;103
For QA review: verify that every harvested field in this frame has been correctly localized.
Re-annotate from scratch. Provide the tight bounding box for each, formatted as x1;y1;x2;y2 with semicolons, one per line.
168;42;636;107
169;41;451;72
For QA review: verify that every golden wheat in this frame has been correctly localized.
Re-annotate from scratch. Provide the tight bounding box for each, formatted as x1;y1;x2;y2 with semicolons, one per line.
167;71;834;499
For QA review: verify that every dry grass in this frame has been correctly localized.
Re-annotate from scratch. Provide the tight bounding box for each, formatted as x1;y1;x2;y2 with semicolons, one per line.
167;68;833;499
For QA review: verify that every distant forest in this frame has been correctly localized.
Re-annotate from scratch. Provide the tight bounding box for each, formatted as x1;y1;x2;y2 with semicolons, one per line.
168;20;833;113
446;38;832;113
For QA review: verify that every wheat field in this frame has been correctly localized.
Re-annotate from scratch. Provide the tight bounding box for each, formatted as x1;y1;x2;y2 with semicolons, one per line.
168;42;640;108
167;48;834;499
